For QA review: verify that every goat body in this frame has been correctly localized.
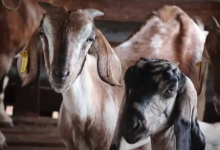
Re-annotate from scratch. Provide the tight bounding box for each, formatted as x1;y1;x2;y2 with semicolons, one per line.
0;0;52;147
114;5;208;120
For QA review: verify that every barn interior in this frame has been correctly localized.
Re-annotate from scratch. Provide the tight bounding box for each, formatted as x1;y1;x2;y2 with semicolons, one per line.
1;0;220;150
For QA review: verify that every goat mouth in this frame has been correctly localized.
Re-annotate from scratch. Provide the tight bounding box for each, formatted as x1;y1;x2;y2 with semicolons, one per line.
50;83;70;93
123;133;143;144
123;128;149;144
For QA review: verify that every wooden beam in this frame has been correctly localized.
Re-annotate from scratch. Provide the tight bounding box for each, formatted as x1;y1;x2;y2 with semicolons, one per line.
53;0;220;23
5;147;65;150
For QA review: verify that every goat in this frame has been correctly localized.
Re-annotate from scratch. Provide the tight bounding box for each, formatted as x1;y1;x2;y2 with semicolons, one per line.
113;58;220;150
198;17;220;116
114;5;208;121
16;3;212;150
16;3;127;150
0;0;54;148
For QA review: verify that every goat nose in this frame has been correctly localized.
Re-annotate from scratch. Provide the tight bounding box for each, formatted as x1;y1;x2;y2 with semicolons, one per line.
53;69;70;78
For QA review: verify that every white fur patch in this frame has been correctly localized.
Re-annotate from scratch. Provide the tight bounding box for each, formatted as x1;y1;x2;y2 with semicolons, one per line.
150;34;163;54
133;102;142;111
0;93;4;101
3;76;9;91
137;59;146;68
104;98;119;133
62;56;96;119
68;23;93;57
119;41;132;49
42;17;55;64
63;72;92;119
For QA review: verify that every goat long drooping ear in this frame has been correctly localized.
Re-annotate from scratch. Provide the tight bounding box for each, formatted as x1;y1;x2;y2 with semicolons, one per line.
17;29;42;86
174;75;205;150
93;29;122;86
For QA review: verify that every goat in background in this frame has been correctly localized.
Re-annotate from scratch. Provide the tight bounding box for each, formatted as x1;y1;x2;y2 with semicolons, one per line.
0;0;54;148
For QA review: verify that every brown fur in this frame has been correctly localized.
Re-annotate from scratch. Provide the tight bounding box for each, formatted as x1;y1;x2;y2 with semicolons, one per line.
0;0;52;147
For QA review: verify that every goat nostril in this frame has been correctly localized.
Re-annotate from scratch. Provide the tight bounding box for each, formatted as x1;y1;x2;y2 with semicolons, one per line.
131;119;141;132
53;70;70;78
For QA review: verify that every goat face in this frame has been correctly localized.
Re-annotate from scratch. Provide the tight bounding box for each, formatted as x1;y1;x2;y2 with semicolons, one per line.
200;17;220;115
121;58;205;150
17;2;122;93
39;5;97;92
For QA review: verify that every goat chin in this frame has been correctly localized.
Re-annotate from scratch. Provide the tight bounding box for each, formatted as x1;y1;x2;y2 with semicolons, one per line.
122;121;220;150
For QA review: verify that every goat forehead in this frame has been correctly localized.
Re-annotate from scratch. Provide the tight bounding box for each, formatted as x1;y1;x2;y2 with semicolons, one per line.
42;13;93;42
67;20;93;41
127;64;177;85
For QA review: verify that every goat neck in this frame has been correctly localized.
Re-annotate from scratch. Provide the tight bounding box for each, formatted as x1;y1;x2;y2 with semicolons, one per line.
150;126;176;150
59;54;123;150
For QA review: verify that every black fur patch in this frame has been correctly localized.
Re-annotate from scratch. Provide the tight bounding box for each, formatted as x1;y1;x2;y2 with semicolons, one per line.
109;144;119;150
0;75;6;93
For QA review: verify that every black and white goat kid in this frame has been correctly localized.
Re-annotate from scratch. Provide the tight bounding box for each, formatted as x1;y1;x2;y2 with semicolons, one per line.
113;58;206;150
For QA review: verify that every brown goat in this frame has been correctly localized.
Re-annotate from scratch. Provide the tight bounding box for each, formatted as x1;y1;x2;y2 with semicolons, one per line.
0;0;53;148
16;3;211;150
199;17;220;115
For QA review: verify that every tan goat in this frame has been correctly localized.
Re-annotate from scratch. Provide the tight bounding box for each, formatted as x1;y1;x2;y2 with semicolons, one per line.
16;3;212;150
0;0;53;148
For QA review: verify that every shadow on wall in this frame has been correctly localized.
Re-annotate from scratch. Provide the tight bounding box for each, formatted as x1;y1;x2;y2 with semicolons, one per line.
204;66;220;123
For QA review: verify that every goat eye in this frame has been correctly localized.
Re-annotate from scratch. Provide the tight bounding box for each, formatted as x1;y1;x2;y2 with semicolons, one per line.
39;30;45;38
164;86;176;98
167;88;174;93
86;36;94;42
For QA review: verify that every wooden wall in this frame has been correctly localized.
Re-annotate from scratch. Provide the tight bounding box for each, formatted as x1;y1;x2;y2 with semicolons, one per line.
52;0;220;46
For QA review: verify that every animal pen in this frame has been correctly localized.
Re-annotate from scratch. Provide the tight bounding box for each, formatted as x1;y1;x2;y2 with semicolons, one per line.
1;0;220;150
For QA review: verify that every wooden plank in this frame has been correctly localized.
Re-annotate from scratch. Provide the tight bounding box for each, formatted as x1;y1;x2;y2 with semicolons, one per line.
11;116;58;126
1;125;63;147
2;132;63;147
5;147;65;150
53;0;220;23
